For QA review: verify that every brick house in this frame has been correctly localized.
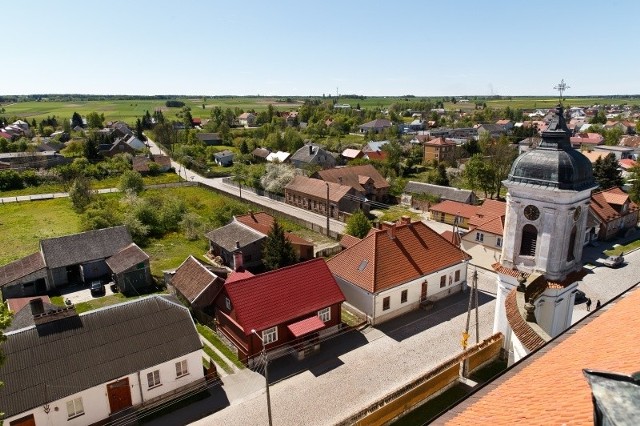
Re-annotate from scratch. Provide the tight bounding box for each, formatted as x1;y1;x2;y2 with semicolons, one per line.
589;187;639;241
423;137;457;163
313;164;390;203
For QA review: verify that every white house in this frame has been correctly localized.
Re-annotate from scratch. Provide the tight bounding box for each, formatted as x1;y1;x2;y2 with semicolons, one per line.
0;295;204;425
327;218;469;325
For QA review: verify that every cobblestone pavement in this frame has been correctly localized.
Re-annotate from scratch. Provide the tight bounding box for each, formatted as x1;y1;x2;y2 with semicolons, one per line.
190;267;497;426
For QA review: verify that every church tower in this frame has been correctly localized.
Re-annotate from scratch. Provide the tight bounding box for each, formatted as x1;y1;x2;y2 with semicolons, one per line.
493;103;597;363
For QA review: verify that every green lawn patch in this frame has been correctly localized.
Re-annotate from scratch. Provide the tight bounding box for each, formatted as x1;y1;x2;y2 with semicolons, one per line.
202;344;233;374
196;324;244;369
341;307;363;327
605;239;640;256
376;205;422;223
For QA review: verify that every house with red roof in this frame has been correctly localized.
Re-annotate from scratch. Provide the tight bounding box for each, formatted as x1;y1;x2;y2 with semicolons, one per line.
213;258;345;366
428;200;479;228
423;137;457;163
313;164;390;203
327;218;470;325
460;199;507;269
569;132;604;148
589;187;639;241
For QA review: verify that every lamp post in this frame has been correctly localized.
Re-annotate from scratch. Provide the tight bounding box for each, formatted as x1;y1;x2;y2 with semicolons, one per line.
325;182;330;236
251;329;273;426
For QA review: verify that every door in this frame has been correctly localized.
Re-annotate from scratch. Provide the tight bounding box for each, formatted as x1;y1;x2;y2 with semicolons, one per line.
107;378;133;414
10;414;35;426
421;281;428;302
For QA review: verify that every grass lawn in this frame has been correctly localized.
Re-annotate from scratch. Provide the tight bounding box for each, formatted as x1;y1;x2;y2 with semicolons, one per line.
375;205;422;223
605;238;640;256
196;324;244;369
202;344;233;374
341;307;363;327
0;197;82;264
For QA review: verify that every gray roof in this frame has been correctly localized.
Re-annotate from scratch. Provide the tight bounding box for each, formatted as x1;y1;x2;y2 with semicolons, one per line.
105;243;149;274
0;252;45;287
40;226;133;269
0;295;202;418
290;144;335;167
205;222;264;252
404;181;475;203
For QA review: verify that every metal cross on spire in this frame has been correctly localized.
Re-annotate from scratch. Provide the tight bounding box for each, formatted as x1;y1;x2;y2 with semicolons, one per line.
554;79;570;104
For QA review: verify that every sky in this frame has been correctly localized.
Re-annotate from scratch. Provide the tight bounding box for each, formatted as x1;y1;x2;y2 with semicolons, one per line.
4;0;639;97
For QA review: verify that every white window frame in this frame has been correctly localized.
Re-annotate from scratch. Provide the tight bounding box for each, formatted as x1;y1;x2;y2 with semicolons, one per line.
263;327;278;344
225;297;232;311
318;307;331;322
400;289;408;303
476;232;484;242
147;370;161;388
175;359;189;378
66;397;84;419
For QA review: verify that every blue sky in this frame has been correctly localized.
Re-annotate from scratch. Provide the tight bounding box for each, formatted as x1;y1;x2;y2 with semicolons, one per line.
4;0;639;96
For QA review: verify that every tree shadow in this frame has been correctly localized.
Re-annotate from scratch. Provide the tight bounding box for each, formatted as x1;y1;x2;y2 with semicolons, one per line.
375;290;495;342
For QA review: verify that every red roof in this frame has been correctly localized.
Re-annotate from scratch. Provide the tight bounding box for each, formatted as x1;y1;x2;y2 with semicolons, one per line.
287;316;325;337
224;258;345;334
365;150;387;161
327;221;469;293
340;234;362;249
6;296;51;313
429;200;478;219
285;175;353;203
444;285;640;425
235;211;313;247
590;187;638;222
225;270;254;283
424;137;456;147
619;158;637;170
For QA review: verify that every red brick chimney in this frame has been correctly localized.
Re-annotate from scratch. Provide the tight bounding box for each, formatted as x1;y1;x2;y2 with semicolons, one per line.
381;221;396;239
233;250;244;272
400;215;411;225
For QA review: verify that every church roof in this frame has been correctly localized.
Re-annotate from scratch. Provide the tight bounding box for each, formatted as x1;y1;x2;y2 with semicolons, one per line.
507;106;597;191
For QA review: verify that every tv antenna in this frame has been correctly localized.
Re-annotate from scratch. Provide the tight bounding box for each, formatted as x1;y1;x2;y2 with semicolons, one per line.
554;79;570;104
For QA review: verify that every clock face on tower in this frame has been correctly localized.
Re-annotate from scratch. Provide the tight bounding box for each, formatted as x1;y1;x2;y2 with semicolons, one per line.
524;205;540;221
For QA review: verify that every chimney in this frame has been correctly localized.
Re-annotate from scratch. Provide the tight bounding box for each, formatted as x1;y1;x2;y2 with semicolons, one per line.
400;215;411;225
382;221;396;239
30;298;44;316
338;177;343;185
235;241;240;249
309;145;313;155
233;250;244;272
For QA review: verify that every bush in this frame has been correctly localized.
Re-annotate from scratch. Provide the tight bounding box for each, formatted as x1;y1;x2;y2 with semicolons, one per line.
118;170;144;194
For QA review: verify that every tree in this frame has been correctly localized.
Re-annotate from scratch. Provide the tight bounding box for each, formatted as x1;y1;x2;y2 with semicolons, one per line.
260;163;296;194
628;166;640;203
71;112;83;128
345;210;372;238
69;177;93;211
262;219;296;271
427;163;450;186
180;212;204;241
593;153;623;190
118;170;144;194
86;111;104;129
465;153;495;198
239;139;249;154
480;135;517;198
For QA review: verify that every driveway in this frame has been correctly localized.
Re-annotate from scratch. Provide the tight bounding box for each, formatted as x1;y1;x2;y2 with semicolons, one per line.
58;281;118;304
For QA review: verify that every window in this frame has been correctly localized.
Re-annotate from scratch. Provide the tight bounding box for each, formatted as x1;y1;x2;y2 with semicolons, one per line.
455;270;461;282
567;225;577;261
440;275;446;288
520;224;538;256
147;370;161;388
66;397;84;419
263;327;278;344
382;296;390;310
175;360;188;378
475;232;484;242
496;237;502;247
225;297;232;311
401;290;408;303
318;307;331;322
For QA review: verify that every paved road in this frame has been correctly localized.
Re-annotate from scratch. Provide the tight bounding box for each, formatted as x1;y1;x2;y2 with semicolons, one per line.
146;138;345;234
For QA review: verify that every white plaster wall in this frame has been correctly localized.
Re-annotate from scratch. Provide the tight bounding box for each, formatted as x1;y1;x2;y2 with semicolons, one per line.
510;330;529;365
535;282;577;338
493;273;518;336
4;352;203;425
461;238;502;270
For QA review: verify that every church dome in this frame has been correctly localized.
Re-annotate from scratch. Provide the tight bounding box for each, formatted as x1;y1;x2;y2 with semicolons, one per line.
507;107;596;191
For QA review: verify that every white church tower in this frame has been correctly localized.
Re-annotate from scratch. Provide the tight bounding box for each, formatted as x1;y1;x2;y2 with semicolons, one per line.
493;102;597;363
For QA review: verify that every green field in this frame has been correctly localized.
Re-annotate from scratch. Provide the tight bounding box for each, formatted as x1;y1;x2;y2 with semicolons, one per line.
3;96;639;126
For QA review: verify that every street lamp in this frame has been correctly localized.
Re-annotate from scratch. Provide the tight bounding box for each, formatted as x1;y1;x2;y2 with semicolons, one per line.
251;329;273;426
325;182;330;236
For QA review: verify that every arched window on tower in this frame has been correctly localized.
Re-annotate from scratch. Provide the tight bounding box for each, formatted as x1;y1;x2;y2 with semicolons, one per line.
567;225;577;261
520;224;538;256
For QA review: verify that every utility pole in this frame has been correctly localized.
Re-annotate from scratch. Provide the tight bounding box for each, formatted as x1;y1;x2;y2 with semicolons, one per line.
251;329;273;426
325;182;330;236
461;267;479;376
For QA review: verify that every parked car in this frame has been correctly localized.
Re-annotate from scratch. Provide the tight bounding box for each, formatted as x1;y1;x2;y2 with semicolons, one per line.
601;254;624;268
90;280;105;296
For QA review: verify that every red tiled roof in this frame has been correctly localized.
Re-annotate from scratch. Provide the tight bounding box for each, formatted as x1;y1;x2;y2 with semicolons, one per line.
590;187;638;222
424;137;456;147
225;270;254;283
287;316;325;337
619;158;637;169
505;288;548;352
285;175;353;203
224;258;345;334
0;252;45;287
364;150;387;161
620;135;640;148
471;215;504;235
569;132;604;145
170;256;219;303
6;296;51;313
327;221;470;293
429;200;478;219
492;262;528;278
468;199;506;228
316;164;390;191
235;211;313;247
339;234;361;249
445;284;640;425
